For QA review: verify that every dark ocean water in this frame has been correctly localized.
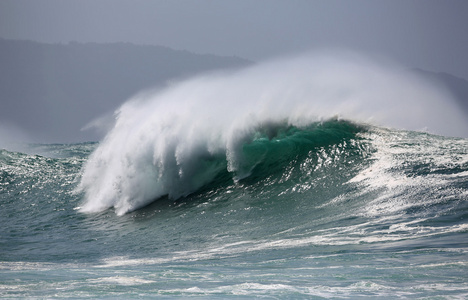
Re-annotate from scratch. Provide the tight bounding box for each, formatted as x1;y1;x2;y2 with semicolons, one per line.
1;120;468;299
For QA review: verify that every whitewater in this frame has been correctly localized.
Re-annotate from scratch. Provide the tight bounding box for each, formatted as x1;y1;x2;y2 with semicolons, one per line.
1;53;468;298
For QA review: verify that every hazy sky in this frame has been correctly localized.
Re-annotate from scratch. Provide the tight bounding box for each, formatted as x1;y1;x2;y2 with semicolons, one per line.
1;0;468;79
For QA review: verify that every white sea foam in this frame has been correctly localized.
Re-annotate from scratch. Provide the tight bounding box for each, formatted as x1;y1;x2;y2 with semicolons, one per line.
76;51;468;215
88;276;155;285
348;128;468;218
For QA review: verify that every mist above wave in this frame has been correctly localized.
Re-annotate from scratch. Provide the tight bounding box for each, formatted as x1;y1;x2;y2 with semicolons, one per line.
76;51;468;215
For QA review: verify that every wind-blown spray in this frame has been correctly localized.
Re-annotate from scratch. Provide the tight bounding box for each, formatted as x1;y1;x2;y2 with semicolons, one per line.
76;52;467;215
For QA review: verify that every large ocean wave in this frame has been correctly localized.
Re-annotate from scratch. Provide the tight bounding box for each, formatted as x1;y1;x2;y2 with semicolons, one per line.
76;52;468;215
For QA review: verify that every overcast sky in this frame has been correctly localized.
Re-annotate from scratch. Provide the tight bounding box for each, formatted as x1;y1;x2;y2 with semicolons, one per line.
1;0;468;79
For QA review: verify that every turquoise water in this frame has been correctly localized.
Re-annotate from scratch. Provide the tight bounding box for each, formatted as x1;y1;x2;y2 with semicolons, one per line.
1;121;468;298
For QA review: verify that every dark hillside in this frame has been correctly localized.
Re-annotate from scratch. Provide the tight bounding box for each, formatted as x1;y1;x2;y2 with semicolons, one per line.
413;68;468;113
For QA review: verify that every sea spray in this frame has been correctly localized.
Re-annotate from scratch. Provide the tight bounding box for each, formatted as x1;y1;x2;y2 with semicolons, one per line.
76;52;468;215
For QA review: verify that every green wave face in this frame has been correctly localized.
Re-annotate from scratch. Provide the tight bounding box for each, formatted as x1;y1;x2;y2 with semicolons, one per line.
236;120;366;182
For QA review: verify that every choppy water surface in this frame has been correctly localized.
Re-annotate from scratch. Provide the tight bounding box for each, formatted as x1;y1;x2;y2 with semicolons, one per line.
1;123;467;298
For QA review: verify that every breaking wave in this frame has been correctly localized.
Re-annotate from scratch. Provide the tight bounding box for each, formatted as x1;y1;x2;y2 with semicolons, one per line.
76;52;468;215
